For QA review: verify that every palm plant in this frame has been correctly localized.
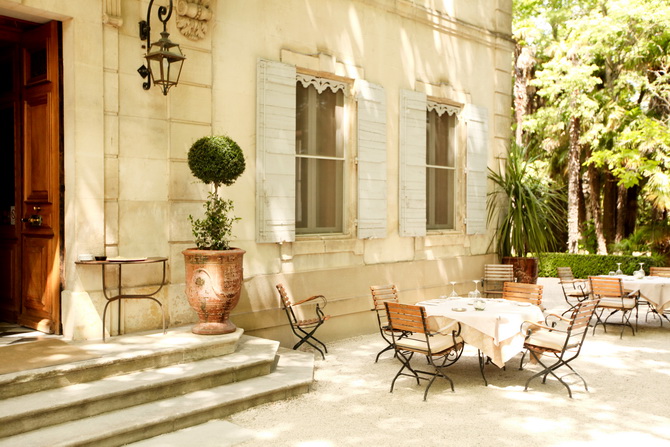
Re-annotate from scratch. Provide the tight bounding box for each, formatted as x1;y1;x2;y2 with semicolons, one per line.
487;143;564;258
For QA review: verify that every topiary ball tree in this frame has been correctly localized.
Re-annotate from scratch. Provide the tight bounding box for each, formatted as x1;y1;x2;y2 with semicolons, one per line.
188;135;246;193
187;135;246;250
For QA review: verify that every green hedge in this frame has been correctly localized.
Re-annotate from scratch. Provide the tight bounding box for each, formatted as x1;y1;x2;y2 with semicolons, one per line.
538;253;667;279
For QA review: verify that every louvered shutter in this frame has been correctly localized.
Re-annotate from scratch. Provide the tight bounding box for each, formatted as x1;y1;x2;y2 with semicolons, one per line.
356;80;387;239
464;104;488;235
256;59;296;243
399;89;427;237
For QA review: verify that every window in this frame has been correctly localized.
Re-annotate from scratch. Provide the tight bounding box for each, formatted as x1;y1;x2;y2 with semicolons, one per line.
426;108;457;230
256;59;387;243
295;75;346;234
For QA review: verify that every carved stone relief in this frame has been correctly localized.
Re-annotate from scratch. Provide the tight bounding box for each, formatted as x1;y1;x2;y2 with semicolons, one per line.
176;0;213;41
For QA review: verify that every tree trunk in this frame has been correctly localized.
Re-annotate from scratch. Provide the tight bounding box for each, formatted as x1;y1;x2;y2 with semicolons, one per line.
567;116;582;253
513;45;535;146
615;184;626;243
625;185;640;238
586;161;607;254
602;171;617;246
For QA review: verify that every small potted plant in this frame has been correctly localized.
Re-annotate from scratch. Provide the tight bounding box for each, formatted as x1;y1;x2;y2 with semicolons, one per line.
183;135;246;335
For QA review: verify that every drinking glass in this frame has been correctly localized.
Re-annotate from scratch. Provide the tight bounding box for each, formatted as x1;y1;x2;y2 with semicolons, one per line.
615;262;623;275
449;281;459;298
472;280;482;299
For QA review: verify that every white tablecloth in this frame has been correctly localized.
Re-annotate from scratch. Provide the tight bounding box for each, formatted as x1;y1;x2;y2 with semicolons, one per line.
618;275;670;312
417;297;544;368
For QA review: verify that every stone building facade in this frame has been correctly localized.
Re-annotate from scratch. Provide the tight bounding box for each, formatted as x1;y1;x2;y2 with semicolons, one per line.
0;0;514;344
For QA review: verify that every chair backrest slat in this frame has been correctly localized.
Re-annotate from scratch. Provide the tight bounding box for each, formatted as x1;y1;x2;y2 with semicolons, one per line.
276;284;298;324
556;267;576;283
370;285;399;310
588;276;624;299
385;301;427;334
502;282;543;306
484;264;515;282
650;267;670;277
568;299;600;333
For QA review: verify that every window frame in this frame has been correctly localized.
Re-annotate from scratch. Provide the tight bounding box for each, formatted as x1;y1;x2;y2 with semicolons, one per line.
425;99;462;232
294;71;353;238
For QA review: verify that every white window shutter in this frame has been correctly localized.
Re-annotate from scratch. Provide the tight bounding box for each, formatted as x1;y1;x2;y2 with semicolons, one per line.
355;80;387;239
256;59;296;243
399;89;427;237
464;104;488;235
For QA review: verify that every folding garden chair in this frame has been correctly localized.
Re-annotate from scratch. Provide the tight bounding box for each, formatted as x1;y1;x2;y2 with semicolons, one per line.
520;298;600;398
589;276;639;339
556;267;589;316
385;301;463;401
370;284;408;363
276;284;330;359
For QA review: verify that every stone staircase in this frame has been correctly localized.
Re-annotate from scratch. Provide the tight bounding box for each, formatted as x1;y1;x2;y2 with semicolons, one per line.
0;327;314;447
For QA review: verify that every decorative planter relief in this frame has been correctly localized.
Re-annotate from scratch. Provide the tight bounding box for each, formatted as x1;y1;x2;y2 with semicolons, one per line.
176;0;212;41
183;248;245;335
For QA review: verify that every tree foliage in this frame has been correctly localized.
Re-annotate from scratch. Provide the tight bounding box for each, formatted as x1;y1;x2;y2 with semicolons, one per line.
513;0;670;255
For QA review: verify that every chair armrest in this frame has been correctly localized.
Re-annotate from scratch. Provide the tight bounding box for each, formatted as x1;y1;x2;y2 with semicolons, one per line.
520;320;565;336
545;313;570;324
294;294;327;306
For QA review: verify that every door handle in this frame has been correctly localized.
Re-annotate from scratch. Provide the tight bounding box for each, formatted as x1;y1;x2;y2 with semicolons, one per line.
21;214;43;227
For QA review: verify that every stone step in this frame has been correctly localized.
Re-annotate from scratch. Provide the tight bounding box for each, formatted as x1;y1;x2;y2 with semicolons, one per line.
0;326;243;399
126;420;256;447
0;335;279;439
0;348;313;447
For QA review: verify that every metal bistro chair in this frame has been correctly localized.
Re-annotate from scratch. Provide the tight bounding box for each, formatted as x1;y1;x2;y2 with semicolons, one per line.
370;284;409;363
482;264;515;298
385;301;464;401
556;267;590;316
589;276;639;339
276;284;330;359
520;298;600;398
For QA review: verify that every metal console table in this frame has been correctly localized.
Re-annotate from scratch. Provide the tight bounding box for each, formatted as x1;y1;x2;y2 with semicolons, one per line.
76;257;168;341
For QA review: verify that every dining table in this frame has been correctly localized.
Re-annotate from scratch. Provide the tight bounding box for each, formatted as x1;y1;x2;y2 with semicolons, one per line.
416;297;544;379
616;275;670;314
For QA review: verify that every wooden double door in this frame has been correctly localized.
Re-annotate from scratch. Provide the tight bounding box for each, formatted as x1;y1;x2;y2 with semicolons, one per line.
0;18;62;334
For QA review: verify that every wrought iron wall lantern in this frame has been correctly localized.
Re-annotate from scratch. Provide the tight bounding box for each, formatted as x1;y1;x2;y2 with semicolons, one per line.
138;0;186;95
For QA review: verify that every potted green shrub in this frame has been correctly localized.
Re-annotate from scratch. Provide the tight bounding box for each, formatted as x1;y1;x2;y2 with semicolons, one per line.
487;143;563;283
182;135;246;335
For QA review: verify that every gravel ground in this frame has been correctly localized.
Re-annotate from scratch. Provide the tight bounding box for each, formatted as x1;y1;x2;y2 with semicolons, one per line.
228;278;670;447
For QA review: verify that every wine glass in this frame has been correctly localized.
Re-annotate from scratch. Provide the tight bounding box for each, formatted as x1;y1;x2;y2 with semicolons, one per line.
449;281;459;298
615;262;623;276
639;262;645;277
472;280;482;299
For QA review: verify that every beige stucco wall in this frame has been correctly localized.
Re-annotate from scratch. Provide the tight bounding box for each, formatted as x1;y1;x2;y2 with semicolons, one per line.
0;0;513;343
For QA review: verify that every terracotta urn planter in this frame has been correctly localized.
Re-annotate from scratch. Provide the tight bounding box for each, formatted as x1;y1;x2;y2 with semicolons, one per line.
183;247;245;335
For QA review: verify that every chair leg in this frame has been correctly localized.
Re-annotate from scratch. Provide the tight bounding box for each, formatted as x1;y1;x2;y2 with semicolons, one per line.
375;343;394;363
390;350;420;393
423;355;455;401
524;351;573;398
292;323;328;359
